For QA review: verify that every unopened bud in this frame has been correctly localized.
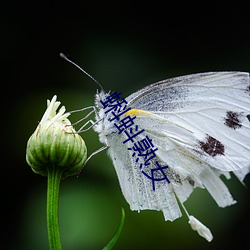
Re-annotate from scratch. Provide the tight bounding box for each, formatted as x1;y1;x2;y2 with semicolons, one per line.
26;95;87;178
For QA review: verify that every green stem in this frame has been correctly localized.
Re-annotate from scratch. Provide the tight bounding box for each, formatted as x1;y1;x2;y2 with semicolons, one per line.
47;165;63;250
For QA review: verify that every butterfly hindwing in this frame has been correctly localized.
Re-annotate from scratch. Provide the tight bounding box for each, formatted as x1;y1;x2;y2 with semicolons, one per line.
106;129;182;221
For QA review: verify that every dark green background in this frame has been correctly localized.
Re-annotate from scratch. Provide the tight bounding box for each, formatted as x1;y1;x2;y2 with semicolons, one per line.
2;2;250;250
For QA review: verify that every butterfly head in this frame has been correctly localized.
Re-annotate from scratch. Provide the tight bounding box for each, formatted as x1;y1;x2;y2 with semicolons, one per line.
93;90;117;145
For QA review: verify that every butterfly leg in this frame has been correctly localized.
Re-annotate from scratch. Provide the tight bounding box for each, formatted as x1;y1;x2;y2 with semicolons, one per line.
77;120;96;132
69;106;99;132
70;106;96;125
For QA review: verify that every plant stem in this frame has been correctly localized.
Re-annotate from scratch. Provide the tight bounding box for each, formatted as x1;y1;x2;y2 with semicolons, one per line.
47;165;63;250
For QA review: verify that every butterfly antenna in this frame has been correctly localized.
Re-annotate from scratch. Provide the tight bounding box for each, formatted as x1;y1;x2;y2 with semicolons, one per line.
60;53;104;91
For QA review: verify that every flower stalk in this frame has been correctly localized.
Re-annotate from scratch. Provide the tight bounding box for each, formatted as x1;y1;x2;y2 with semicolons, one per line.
47;165;63;250
26;95;87;249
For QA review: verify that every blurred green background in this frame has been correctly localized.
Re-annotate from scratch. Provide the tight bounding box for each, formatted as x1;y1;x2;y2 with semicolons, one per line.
2;1;250;250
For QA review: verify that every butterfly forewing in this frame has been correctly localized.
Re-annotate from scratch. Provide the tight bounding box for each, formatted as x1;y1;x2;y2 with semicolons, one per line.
125;72;250;173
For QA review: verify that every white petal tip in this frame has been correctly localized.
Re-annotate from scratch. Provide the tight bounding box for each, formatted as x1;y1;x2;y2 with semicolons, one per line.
189;215;213;242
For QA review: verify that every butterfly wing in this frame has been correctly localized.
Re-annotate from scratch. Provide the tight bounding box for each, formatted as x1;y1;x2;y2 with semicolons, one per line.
97;72;250;222
106;128;182;221
126;72;250;173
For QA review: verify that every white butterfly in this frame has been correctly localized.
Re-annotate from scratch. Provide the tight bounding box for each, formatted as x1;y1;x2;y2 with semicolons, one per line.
84;71;250;242
58;55;250;242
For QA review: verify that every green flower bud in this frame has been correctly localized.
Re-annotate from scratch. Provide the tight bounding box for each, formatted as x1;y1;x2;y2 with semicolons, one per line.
26;95;87;178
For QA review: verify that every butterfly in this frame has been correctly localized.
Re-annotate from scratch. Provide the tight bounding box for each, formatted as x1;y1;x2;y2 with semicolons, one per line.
90;72;250;241
61;54;250;241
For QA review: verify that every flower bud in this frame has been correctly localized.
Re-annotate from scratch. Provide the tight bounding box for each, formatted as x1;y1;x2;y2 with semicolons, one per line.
26;95;87;178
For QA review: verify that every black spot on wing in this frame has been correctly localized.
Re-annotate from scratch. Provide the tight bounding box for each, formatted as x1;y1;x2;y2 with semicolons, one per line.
199;135;225;157
186;177;195;186
247;114;250;122
224;111;243;130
